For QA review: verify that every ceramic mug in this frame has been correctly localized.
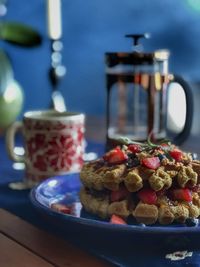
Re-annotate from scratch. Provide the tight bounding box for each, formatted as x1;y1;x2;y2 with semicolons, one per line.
6;110;85;184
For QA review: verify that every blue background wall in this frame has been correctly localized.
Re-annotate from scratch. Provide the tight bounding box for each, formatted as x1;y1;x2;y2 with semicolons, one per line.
3;0;200;116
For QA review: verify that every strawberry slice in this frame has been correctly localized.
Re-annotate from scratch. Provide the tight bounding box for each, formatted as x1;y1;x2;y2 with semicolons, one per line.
110;186;130;202
159;143;171;152
110;214;127;225
169;149;183;161
160;143;169;147
142;157;160;170
137;188;157;205
128;144;141;153
50;203;72;214
103;147;128;164
170;188;192;202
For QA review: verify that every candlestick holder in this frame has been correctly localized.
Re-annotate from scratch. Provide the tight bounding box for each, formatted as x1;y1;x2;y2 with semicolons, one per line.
49;39;66;112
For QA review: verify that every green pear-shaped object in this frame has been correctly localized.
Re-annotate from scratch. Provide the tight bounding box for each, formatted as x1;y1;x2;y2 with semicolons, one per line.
0;80;23;130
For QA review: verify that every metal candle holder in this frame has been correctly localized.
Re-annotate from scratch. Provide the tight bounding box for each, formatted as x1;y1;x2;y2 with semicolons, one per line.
47;0;66;112
49;40;66;111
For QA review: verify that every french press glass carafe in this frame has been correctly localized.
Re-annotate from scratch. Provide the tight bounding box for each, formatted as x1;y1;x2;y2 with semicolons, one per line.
105;34;193;149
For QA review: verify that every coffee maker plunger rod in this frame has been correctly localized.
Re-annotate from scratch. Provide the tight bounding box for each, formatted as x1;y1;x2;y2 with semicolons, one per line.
125;34;151;135
125;33;150;52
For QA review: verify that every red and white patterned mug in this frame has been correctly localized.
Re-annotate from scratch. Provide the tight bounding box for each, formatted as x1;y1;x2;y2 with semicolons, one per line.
6;110;85;184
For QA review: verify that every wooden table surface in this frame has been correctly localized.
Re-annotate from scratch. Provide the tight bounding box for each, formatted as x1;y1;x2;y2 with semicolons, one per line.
0;209;111;267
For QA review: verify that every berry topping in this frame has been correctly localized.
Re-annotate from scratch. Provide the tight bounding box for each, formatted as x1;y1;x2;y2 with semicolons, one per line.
103;147;128;164
191;184;200;193
141;157;160;170
170;188;192;202
156;188;167;197
50;203;72;214
137;188;157;205
158;153;166;161
128;144;141;153
126;154;140;168
160;143;169;147
159;143;171;150
169;149;183;161
110;214;127;225
110;186;130;202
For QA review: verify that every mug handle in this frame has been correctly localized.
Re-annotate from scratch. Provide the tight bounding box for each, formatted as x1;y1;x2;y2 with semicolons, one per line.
6;121;25;162
168;74;193;145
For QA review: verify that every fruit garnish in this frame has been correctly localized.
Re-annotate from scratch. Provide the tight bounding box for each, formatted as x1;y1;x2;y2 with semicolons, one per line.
50;203;72;214
170;188;192;202
156;188;166;197
127;144;141;153
141;157;160;170
190;184;200;193
157;153;166;161
137;188;157;205
115;135;172;153
103;147;128;164
191;153;198;160
110;186;130;202
169;149;183;161
126;156;140;168
110;214;127;225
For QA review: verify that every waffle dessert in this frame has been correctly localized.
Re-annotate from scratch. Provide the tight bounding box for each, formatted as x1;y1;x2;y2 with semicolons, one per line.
80;138;200;225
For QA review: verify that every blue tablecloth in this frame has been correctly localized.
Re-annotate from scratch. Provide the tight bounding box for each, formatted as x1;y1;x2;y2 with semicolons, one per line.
0;137;104;226
1;136;200;267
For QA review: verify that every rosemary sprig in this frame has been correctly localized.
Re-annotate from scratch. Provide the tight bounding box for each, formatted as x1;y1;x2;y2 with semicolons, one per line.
114;135;172;152
116;137;146;146
147;135;159;148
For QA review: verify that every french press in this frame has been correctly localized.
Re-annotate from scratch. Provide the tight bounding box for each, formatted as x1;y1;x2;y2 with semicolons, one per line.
105;34;193;149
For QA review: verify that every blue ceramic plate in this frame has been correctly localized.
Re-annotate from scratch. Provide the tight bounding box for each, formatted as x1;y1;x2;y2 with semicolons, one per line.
30;173;200;266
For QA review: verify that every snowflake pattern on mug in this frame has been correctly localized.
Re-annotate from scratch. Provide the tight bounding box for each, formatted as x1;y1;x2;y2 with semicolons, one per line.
25;119;84;181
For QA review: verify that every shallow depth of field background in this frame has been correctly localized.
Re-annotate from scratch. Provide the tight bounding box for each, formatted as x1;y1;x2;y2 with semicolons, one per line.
4;0;200;123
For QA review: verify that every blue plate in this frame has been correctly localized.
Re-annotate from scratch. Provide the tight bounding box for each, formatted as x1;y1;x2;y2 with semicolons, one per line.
30;173;200;267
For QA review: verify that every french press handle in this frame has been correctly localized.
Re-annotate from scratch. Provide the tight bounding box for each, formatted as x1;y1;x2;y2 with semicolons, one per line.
169;75;193;145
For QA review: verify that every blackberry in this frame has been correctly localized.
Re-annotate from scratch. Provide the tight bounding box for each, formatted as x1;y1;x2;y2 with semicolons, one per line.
158;154;166;161
126;156;140;168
